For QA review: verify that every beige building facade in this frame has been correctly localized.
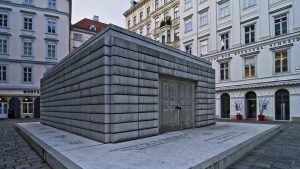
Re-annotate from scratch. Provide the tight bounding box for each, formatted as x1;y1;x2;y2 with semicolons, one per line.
124;0;180;49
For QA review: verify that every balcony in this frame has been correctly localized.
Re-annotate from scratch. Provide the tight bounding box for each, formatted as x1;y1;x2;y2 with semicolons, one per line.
172;17;180;27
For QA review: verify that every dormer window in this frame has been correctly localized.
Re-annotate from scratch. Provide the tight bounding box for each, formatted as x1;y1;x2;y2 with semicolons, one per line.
89;25;96;31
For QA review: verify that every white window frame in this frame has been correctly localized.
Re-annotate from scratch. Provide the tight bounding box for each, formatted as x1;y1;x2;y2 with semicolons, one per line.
274;49;289;74
23;15;33;31
244;56;257;79
219;0;230;19
0;64;7;82
199;39;208;56
243;0;256;9
174;6;179;19
48;0;56;9
22;66;33;83
0;37;8;55
244;24;256;44
24;0;33;5
0;12;8;28
199;10;208;27
46;41;57;59
155;0;159;10
220;62;230;81
22;98;33;114
184;16;192;33
155;17;159;29
220;32;230;50
185;43;192;54
22;38;34;57
73;33;82;41
274;13;288;36
184;0;192;10
47;18;57;34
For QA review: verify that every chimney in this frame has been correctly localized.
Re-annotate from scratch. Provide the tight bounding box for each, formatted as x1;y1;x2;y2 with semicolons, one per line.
93;15;99;22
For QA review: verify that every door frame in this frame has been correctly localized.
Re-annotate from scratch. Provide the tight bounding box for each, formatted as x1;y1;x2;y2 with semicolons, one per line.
0;102;8;119
245;91;257;119
274;89;291;121
220;93;230;119
159;75;195;133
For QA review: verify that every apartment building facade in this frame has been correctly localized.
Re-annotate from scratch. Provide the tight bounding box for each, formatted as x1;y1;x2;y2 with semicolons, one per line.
180;0;300;121
0;0;71;119
124;0;181;49
70;16;107;51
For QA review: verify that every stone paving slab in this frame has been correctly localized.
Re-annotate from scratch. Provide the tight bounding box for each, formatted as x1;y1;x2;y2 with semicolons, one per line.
16;122;280;169
0;119;50;169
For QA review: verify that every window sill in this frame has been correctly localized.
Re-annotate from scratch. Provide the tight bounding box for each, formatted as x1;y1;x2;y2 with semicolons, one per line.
184;30;193;34
22;82;34;84
242;4;256;11
0;81;8;83
0;53;9;57
21;55;34;59
45;57;58;60
184;7;193;12
273;71;290;76
220;79;231;82
218;15;230;21
21;29;35;33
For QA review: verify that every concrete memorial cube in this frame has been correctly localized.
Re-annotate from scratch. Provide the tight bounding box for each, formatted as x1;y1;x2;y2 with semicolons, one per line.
40;25;215;143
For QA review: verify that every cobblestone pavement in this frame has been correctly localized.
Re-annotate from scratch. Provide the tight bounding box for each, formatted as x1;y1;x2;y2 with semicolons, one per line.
227;120;300;169
0;119;50;169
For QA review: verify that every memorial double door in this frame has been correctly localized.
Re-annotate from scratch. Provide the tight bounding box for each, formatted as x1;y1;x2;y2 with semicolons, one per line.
160;77;194;133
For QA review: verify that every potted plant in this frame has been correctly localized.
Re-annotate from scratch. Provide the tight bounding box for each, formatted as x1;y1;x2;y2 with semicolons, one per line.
258;98;270;121
160;20;166;27
165;16;172;26
233;100;243;120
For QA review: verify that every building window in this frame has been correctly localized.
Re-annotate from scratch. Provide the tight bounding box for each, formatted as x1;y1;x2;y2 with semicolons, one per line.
22;98;33;114
23;15;33;30
140;12;143;22
23;67;32;82
162;31;165;44
184;17;192;33
219;0;230;19
199;10;208;27
0;65;7;81
47;19;56;34
48;0;56;9
167;30;171;43
147;24;150;34
139;27;143;35
275;14;288;36
73;33;82;41
155;0;159;10
174;7;179;19
184;0;192;10
244;57;256;78
147;7;151;17
155;18;159;29
23;40;33;56
133;16;136;25
47;43;56;58
220;33;229;50
24;0;33;5
0;38;8;54
127;20;131;28
185;44;192;54
245;24;255;44
220;62;229;80
164;0;169;4
199;40;208;56
164;12;169;21
174;28;179;41
243;0;255;9
275;50;288;73
0;13;8;27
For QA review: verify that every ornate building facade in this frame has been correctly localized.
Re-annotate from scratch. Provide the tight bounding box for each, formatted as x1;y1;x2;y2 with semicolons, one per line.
124;0;180;49
180;0;300;121
0;0;71;119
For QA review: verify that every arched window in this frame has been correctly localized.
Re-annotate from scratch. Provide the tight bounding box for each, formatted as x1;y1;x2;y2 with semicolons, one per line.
221;93;230;118
22;98;33;114
275;89;290;120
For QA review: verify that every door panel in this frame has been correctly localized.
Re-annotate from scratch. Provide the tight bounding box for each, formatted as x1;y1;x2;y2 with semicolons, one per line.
0;103;8;119
160;77;194;133
275;90;290;121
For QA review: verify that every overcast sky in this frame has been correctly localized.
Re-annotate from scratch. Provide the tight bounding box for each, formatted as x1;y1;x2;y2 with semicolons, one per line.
72;0;131;28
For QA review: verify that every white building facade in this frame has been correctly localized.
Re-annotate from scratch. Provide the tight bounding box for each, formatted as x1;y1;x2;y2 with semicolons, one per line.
180;0;300;121
0;0;71;119
124;0;181;49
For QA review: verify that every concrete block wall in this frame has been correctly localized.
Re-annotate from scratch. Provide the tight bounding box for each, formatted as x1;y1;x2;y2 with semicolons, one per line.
40;25;215;143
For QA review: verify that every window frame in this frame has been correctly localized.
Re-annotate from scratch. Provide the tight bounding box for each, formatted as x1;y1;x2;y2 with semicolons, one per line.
22;66;33;83
184;16;193;33
22;38;34;57
46;41;57;59
244;24;256;44
220;62;230;81
185;43;192;54
199;10;208;27
274;13;288;36
47;18;57;34
218;0;230;19
199;39;208;56
0;12;8;28
243;56;257;79
274;49;289;74
48;0;57;9
0;64;7;82
0;37;8;55
184;0;192;11
23;15;33;31
243;0;256;9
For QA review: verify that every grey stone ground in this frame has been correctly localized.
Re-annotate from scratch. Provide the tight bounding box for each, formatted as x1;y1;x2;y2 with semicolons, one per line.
227;120;300;169
0;119;50;169
1;119;300;169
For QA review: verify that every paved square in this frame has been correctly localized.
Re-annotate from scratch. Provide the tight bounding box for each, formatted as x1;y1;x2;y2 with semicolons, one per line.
17;122;279;169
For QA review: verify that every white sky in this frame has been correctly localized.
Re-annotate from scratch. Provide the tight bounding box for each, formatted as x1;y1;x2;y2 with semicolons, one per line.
72;0;131;28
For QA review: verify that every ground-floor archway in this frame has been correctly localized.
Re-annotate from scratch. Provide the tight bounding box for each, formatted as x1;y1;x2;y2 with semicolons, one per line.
9;97;21;119
245;91;257;119
275;89;290;121
221;93;230;118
